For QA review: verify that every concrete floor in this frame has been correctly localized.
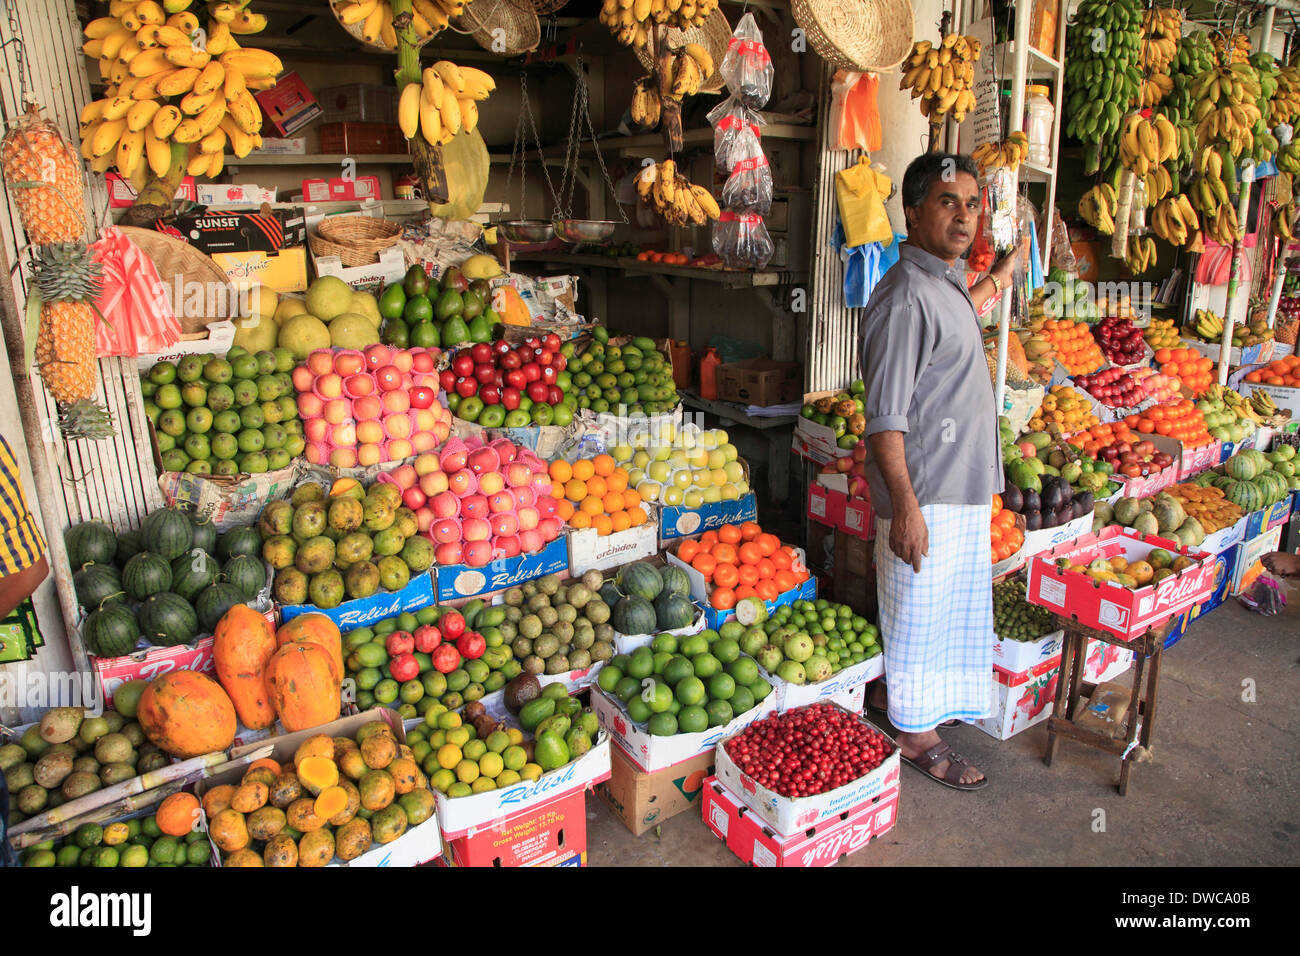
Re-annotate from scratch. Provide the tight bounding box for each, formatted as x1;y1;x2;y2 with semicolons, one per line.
582;592;1300;866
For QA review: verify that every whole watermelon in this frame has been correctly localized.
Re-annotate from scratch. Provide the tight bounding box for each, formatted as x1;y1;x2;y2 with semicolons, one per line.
115;529;145;566
612;594;657;636
194;582;246;634
223;554;266;601
137;592;198;648
73;563;125;611
617;562;663;601
653;591;698;631
65;520;117;568
83;603;140;658
171;551;219;602
217;525;262;563
189;515;219;556
141;508;194;561
122;552;173;601
658;564;692;599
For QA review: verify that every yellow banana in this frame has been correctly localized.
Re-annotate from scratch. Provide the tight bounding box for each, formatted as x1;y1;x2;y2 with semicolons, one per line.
229;10;267;34
439;85;461;133
164;44;210;69
219;49;282;79
135;2;166;26
116;128;145;173
361;2;384;44
125;99;161;131
151;104;183;138
433;61;464;93
398;82;421;139
206;21;234;55
223;63;246;99
84;17;121;39
145;127;173;176
192;61;225;96
340;0;380;25
165;12;200;34
227;89;261;134
209;2;239;25
128;48;171;77
157;67;201;96
458;97;478;133
458;66;495;100
91;118;127;157
418;87;441;144
180;88;218;115
199;126;226;155
422;67;444;106
219;114;254;158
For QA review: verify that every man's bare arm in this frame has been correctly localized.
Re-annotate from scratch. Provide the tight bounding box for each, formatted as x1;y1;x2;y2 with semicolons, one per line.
869;431;928;573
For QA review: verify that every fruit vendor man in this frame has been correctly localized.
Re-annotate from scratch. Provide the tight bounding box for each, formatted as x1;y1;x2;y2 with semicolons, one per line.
0;433;49;865
859;153;1024;791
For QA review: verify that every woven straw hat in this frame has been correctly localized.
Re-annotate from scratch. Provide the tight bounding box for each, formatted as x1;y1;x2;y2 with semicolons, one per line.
791;0;914;73
634;8;731;94
453;0;540;56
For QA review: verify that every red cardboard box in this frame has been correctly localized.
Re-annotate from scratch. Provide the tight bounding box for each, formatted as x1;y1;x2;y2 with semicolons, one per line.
254;71;322;136
807;482;846;530
703;777;899;867
440;787;588;867
105;172;195;208
1026;526;1214;640
301;176;383;203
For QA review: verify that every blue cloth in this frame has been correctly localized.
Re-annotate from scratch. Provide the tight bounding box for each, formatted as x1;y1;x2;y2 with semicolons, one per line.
875;502;994;732
834;216;907;308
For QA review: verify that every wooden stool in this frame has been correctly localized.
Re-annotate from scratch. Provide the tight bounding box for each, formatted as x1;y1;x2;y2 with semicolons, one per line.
1042;617;1176;796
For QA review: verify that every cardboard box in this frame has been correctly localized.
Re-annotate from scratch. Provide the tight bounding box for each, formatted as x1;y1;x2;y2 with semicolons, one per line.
597;746;714;835
281;569;437;630
1239;379;1300;417
1244;497;1293;540
1230;526;1283;595
135;322;237;371
807;482;847;531
198;708;441;867
1019;511;1092;559
1084;637;1134;683
318;121;405;155
714;705;902;838
157;207;309;293
105;172;195;208
92;637;214;709
992;628;1065;674
252;137;306;155
590;684;777;773
434;732;610;839
1163;544;1237;649
433;534;569;602
1198;515;1247;557
1029;0;1060;56
255;71;322;136
792;389;856;464
809;475;875;540
196;184;278;207
1026;526;1215;641
213;247;309;293
971;655;1061;740
567;520;659;576
612;609;706;655
302;176;383;203
714;358;801;407
310;244;407;296
659;492;758;543
703;776;899;867
1109;433;1182;497
1178;441;1223;481
756;653;883;713
440;787;588;867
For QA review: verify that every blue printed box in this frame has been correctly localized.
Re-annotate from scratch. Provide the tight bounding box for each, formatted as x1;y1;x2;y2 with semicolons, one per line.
1244;498;1292;540
434;535;568;603
659;493;758;543
664;548;817;630
1164;544;1238;649
280;571;437;629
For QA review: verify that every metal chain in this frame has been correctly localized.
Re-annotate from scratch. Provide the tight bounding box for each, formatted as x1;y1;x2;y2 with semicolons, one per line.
4;0;35;108
502;73;529;218
522;71;564;216
557;55;628;224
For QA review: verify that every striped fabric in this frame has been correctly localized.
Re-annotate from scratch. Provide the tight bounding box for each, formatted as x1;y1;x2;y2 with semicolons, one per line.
874;502;993;732
0;435;46;576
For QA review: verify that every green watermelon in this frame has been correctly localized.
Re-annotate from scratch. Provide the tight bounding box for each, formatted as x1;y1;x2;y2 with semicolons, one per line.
653;590;697;630
617;561;663;601
170;551;219;602
65;520;117;568
115;529;145;566
189;515;219;556
122;552;173;601
224;554;266;601
1226;454;1259;481
658;564;692;598
137;592;198;647
612;594;657;636
73;563;125;611
217;525;262;563
598;580;623;607
194;582;245;634
141;508;193;561
83;603;140;658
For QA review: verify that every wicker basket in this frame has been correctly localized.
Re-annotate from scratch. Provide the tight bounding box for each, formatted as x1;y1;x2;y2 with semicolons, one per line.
635;9;732;95
530;0;569;14
790;0;915;73
452;0;540;56
310;217;402;268
329;0;433;52
117;226;234;332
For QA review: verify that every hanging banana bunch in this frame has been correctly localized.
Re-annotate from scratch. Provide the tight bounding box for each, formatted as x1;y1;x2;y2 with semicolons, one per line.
600;0;720;51
1150;194;1201;247
1124;234;1158;275
1272;202;1297;242
330;0;470;50
971;132;1028;177
1269;64;1300;126
636;159;720;227
397;62;495;145
898;34;979;124
1137;7;1180;107
631;42;713;129
1078;183;1117;236
1064;0;1143;175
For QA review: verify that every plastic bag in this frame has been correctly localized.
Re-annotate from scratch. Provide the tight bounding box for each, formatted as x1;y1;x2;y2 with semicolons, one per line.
428;127;490;222
1237;576;1287;615
720;12;773;109
721;128;772;215
90;227;181;357
1048;206;1078;274
713;211;773;269
834;157;891;248
830;71;882;152
708;96;764;173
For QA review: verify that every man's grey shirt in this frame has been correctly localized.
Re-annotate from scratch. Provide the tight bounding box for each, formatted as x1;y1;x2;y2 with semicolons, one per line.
856;242;1001;520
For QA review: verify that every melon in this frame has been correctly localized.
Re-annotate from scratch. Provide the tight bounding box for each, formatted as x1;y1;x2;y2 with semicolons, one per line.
278;313;331;360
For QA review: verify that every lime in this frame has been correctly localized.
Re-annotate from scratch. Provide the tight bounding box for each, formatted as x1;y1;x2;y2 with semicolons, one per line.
729;685;755;715
119;844;149;868
430;768;456;793
679;634;708;657
502;745;527;771
646;679;674;713
455;759;480;784
675;675;707;706
596;664;623;693
691;652;721;678
149;836;178;864
678;705;709;733
662;656;694;686
647;712;678;737
478;752;504;779
75;823;104;848
614;675;642;703
24;849;56;867
650;633;678;654
626;646;654;679
626;696;653;723
705;699;734;727
713;638;741;664
463;738;488;761
728;657;759;686
707;673;736;700
447;781;473;798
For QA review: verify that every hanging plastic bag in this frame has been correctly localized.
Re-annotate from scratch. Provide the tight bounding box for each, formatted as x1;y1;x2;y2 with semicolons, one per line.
720;12;773;109
831;72;882;152
1048;206;1078;274
721;128;772;214
428;127;490;222
834;157;892;249
1237;576;1286;615
708;96;764;173
713;211;773;269
967;191;996;273
90;227;181;357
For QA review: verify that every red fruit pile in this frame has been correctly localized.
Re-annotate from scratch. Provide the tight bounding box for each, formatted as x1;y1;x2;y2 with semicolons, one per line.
380;611;485;683
1092;316;1147;365
1074;367;1151;410
724;703;893;798
440;333;567;411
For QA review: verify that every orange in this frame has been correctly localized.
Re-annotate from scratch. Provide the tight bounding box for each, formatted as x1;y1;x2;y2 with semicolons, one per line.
550;481;566;500
739;521;762;541
769;549;793;572
592;454;616;477
602;491;625;512
711;542;738;566
556;499;575;521
621;489;641;510
717;523;743;545
580;496;604;516
571;459;595;481
992;494;1002;516
699;531;719;550
606;470;628;493
610;511;631;533
774;570;798;593
627;506;648;526
156;793;202;838
996;510;1016;530
592;514;614;537
991;526;1004;547
754;580;779;602
755;533;780;556
678;539;701;563
713;563;740;589
737;564;760;588
710;587;737;611
734;584;757;601
569;510;592;529
585;475;608;499
548;459;572;483
738;542;763;565
691;553;717;580
755;558;776;580
564;478;588;501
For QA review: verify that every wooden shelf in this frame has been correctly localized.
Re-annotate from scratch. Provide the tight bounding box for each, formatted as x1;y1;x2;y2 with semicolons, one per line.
510;251;805;290
993;41;1063;80
223;153;413;166
678;390;798;429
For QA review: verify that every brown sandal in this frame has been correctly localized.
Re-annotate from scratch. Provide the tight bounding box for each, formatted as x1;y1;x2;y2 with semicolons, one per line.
903;740;988;791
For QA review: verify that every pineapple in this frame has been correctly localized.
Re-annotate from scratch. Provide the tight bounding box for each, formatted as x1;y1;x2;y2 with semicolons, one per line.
1;104;86;245
30;243;103;408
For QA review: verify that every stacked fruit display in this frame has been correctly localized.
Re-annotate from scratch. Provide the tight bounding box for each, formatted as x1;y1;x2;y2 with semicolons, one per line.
342;604;521;717
990;496;1026;563
498;571;617;676
397;61;495;144
1122;400;1214;448
1;699;171;823
259;479;435;609
1196;385;1261;443
1052;547;1198;590
235;278;386;359
1154;347;1215;396
1004;430;1115;496
1206;447;1300;506
420;436;564;569
1014;327;1058;385
1091;315;1149;365
993;578;1057;642
1026;385;1102;434
204;721;437;866
442;335;575;428
724;703;895;798
294;345;453;468
562;334;680;416
331;0;467;51
596;633;773;737
142;348;302;476
1104;493;1208;547
548;456;649;536
1243;353;1300;389
601;560;700;637
607;426;750;507
600;0;719;49
68;508;266;656
1185;307;1275;350
799;383;866;450
1066;422;1176;480
674;524;810;614
1143;316;1182;349
16;812;213;868
738;599;880;684
1123;483;1241;537
1040;318;1107;374
817;443;871;501
377;262;503;350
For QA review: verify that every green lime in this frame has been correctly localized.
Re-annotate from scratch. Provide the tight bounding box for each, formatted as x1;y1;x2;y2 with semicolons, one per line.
705;699;734;727
626;696;653;723
674;675;707;706
149;836;178;864
120;844;149;868
614;675;642;703
662;656;694;686
691;652;721;678
596;664;623;693
729;685;755;715
713;638;740;664
728;657;759;686
678;705;709;733
647;712;678;736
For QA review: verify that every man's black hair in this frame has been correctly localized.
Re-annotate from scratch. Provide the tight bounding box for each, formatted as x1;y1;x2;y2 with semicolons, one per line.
901;152;979;210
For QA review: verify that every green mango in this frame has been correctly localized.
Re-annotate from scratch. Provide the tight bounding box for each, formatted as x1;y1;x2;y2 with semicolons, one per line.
535;714;571;738
518;697;556;732
534;731;570;771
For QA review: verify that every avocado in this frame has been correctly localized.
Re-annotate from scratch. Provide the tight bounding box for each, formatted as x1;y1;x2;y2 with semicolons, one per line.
502;673;541;714
518;697;556;732
461;289;484;321
467;312;491;344
440;266;468;293
434;289;464;321
403;264;429;298
441;315;471;347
